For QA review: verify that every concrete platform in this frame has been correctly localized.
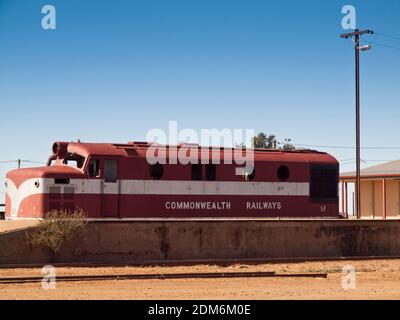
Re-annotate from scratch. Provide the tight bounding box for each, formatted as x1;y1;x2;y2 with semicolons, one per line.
0;219;399;265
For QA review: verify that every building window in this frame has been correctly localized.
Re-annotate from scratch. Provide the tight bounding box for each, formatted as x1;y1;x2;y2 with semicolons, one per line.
192;164;202;180
277;165;290;181
205;164;216;181
149;163;164;180
104;159;118;183
310;165;338;201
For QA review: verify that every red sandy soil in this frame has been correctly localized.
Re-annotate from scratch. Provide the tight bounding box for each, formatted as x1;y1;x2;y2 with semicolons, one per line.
0;220;38;233
0;220;39;233
1;259;400;299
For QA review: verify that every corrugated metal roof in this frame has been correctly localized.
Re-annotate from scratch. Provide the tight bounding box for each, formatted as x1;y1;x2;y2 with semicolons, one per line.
341;159;400;179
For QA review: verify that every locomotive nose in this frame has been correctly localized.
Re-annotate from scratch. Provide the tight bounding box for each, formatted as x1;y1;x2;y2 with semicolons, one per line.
5;169;47;219
5;165;79;219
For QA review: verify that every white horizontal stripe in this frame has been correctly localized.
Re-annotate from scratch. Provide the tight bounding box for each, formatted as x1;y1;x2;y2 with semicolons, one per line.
7;178;310;197
36;179;309;196
120;180;309;196
6;178;310;217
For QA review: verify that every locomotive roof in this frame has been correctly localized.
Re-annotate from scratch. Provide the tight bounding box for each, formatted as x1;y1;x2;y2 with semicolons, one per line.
64;141;336;163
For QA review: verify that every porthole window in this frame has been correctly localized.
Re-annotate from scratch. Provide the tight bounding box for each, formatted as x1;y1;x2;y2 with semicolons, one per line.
34;180;40;188
277;165;289;181
52;142;59;155
149;163;164;180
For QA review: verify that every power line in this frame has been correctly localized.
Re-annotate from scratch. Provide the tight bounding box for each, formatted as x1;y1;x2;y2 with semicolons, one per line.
0;159;46;169
364;39;400;51
21;160;46;164
374;42;400;50
374;32;400;42
291;143;400;150
0;160;19;164
339;158;357;162
339;159;396;163
0;159;45;164
362;32;400;51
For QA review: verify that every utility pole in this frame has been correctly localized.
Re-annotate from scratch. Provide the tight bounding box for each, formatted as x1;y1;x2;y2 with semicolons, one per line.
340;28;373;219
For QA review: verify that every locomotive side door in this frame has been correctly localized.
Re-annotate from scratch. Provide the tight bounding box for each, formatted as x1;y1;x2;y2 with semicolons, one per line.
101;159;120;218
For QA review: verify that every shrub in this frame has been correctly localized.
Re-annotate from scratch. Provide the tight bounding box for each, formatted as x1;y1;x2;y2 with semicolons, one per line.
27;209;87;254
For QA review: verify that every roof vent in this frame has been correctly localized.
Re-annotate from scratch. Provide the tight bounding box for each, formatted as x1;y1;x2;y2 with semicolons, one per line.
128;141;150;146
178;143;200;148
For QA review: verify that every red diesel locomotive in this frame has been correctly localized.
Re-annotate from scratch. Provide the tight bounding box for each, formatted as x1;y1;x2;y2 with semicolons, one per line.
5;141;339;219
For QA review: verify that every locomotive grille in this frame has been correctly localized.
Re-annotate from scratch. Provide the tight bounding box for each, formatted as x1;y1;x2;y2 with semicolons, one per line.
310;165;339;202
64;187;75;200
48;185;76;212
49;186;61;200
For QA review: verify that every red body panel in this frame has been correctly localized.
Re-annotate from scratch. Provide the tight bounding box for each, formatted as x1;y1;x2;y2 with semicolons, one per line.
5;141;340;219
5;194;11;218
14;194;337;218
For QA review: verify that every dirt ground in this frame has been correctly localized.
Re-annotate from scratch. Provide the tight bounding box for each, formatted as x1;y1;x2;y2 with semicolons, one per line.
0;220;38;233
1;259;400;299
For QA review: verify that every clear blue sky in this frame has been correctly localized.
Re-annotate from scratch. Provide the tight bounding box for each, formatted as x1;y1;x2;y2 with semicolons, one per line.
1;0;400;199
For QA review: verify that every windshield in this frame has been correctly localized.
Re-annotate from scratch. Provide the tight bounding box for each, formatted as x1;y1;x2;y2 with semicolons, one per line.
63;153;85;169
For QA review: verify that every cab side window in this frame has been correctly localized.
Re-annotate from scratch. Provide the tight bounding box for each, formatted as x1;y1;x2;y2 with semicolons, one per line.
105;159;118;183
88;159;101;178
206;164;216;181
191;164;202;180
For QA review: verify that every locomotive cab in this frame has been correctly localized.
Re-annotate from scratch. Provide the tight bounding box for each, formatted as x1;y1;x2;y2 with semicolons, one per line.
5;142;93;219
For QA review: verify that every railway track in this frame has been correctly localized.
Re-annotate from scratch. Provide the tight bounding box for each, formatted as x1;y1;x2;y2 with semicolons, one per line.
1;256;396;269
0;271;327;284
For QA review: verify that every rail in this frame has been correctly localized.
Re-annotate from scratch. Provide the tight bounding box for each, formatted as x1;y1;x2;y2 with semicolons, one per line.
0;271;328;284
